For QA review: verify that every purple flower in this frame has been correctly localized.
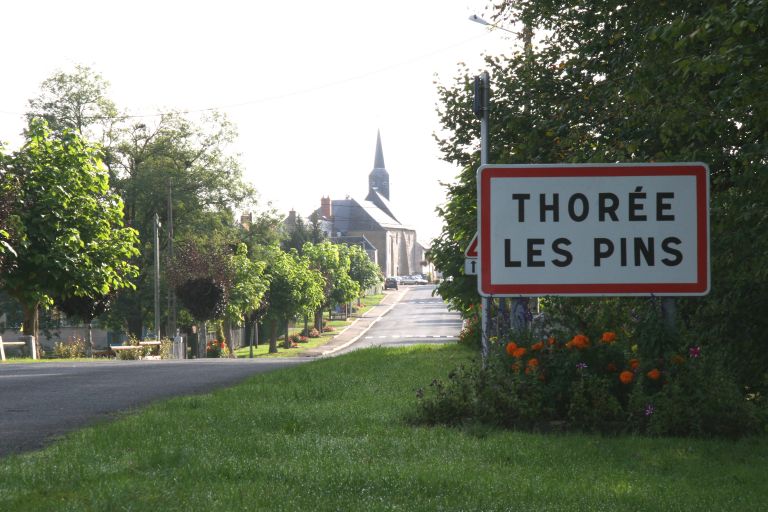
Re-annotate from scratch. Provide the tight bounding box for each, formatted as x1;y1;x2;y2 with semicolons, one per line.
645;404;655;416
576;362;588;370
689;346;701;358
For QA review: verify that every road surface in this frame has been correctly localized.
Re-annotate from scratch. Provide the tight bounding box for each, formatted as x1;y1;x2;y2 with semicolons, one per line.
0;284;461;457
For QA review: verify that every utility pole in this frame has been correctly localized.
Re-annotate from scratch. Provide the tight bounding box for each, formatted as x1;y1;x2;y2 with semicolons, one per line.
474;71;492;364
167;179;177;337
153;212;161;340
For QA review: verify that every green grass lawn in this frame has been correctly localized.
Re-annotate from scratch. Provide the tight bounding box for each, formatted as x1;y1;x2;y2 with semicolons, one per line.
1;344;766;511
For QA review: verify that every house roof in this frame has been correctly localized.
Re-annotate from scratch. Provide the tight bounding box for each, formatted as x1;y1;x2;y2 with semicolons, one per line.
331;235;377;253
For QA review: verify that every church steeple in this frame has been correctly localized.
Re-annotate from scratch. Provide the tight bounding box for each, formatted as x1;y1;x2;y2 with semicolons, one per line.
368;130;390;200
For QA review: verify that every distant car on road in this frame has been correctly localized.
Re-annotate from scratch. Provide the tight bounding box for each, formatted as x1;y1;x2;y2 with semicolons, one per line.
384;277;399;290
399;275;417;285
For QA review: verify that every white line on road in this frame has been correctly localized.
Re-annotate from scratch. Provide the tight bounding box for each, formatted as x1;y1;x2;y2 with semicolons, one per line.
0;373;65;378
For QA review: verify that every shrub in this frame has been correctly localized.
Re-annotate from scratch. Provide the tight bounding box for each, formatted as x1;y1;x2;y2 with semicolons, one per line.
322;326;335;333
159;338;174;359
289;334;309;344
53;337;89;358
415;332;766;438
305;328;321;338
115;337;147;360
206;339;229;358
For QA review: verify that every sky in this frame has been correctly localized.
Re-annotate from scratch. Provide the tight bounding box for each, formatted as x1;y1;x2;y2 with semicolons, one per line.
0;0;522;245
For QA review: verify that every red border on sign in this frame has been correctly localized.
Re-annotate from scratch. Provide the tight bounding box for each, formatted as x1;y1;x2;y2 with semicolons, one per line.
478;164;709;296
464;235;478;258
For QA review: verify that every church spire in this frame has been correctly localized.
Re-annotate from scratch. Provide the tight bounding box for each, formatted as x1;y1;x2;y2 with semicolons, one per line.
368;129;390;200
373;129;385;170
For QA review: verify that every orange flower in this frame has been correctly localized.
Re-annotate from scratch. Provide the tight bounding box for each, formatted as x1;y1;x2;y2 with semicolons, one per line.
619;371;634;384
568;334;590;350
505;342;518;356
512;347;527;359
646;368;661;381
629;358;640;370
531;341;544;351
510;363;520;373
548;336;556;346
606;362;618;372
601;331;617;344
527;358;539;368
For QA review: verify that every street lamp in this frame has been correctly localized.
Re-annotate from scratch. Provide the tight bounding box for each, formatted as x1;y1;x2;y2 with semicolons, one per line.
468;14;519;35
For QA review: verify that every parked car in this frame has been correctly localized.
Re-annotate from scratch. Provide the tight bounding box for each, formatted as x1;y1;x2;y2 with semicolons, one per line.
399;275;417;285
384;277;399;290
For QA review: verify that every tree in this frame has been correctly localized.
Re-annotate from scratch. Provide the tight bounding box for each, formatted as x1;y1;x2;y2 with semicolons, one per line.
0;149;18;270
0;119;139;343
26;66;259;339
260;246;323;353
224;243;268;355
346;243;382;301
433;0;768;390
302;241;359;329
26;64;120;148
168;241;232;357
54;294;112;354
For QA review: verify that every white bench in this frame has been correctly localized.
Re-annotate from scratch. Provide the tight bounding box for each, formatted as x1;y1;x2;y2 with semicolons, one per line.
0;335;37;361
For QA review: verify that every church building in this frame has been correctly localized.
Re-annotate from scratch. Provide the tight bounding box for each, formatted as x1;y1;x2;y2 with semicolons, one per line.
313;131;422;277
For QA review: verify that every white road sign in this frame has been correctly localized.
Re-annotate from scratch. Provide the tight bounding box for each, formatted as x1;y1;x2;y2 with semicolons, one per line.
477;163;709;296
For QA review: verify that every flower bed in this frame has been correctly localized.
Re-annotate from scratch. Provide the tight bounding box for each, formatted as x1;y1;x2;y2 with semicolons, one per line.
416;331;766;438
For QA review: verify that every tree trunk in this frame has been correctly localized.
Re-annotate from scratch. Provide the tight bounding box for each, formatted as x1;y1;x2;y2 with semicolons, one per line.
21;301;40;355
87;321;94;357
224;317;235;357
283;319;291;349
314;309;323;331
198;321;207;358
268;319;278;354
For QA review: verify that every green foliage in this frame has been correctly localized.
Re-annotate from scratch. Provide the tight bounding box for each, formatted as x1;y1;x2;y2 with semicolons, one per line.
346;243;382;293
225;243;267;323
416;333;765;438
258;245;324;352
25;65;262;338
1;119;139;338
168;242;232;322
302;241;360;310
52;338;89;359
433;0;768;391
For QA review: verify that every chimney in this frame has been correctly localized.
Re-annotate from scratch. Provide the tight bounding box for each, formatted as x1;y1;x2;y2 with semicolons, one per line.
320;196;332;218
240;212;252;230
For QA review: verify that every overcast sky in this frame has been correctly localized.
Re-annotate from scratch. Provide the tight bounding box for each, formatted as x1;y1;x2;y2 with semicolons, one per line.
0;0;522;244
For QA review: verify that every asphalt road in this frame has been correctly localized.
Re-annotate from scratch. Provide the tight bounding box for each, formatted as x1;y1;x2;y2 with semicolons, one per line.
0;285;461;458
0;358;306;458
336;284;462;353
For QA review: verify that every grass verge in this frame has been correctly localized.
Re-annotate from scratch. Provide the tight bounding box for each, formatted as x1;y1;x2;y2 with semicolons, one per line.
234;294;385;358
1;344;766;511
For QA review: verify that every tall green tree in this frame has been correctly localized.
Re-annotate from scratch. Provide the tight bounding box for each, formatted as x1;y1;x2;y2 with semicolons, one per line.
0;119;139;342
260;246;323;353
302;241;359;328
346;243;382;300
26;64;120;148
224;243;268;354
433;0;768;389
25;65;260;338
